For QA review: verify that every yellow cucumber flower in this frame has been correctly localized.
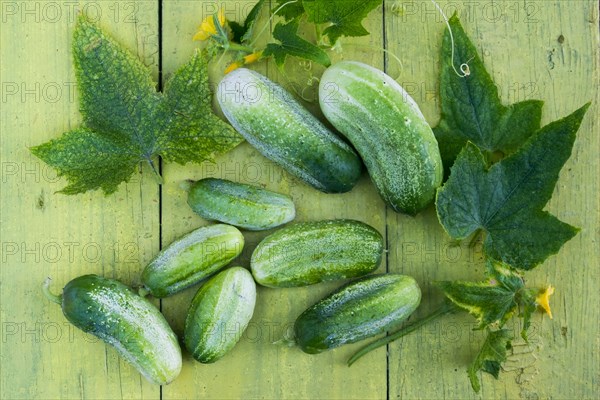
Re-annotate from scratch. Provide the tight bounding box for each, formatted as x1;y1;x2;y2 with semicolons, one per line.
224;61;243;74
224;52;263;74
193;10;226;41
536;285;555;319
243;51;263;64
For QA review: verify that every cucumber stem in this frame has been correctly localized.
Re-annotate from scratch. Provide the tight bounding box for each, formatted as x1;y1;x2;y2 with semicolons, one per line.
42;277;63;305
272;336;296;348
179;180;194;192
347;302;458;366
138;287;150;298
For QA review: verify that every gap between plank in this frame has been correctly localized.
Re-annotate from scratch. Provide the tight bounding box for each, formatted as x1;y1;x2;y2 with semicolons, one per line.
157;0;164;399
381;2;391;400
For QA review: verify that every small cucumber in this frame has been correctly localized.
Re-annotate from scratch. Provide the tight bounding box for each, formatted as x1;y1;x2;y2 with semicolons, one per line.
217;68;362;193
43;275;182;385
184;267;256;363
251;219;383;287
185;178;295;231
294;274;421;354
141;224;244;298
319;61;443;215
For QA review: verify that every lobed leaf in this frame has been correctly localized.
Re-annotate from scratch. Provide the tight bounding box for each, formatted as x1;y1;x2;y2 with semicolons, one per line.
436;103;589;270
231;0;266;43
31;128;140;195
468;329;513;393
31;16;242;195
263;19;331;67
274;0;305;22
436;263;525;329
433;15;544;173
302;0;382;45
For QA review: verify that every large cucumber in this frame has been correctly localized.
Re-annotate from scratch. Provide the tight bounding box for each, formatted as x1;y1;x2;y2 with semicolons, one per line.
251;219;383;287
319;61;443;215
141;224;244;298
185;178;295;231
184;267;256;363
217;68;362;193
294;274;421;354
43;275;182;385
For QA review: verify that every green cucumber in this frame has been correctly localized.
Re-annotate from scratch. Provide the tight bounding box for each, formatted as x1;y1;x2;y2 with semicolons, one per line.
185;178;295;231
294;274;421;354
184;267;256;363
217;68;362;193
319;61;443;215
43;275;182;385
141;224;244;298
251;219;383;287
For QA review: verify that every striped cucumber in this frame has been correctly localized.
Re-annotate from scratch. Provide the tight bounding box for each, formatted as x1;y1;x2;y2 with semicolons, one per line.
294;274;421;354
251;219;383;287
185;178;295;230
319;61;443;215
141;224;244;298
184;267;256;363
43;275;182;385
217;68;362;193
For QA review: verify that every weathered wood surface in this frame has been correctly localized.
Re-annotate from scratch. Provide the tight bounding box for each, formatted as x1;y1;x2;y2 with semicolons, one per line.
1;1;597;399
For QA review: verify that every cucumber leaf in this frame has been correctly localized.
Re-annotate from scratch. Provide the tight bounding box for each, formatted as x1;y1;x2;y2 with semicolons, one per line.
302;0;382;45
436;263;536;332
230;0;266;44
263;19;331;67
433;15;544;173
436;103;589;270
30;16;242;195
274;0;305;21
468;328;513;393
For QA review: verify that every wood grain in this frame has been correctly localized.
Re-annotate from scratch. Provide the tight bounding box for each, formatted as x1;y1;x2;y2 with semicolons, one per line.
0;1;161;399
0;0;597;399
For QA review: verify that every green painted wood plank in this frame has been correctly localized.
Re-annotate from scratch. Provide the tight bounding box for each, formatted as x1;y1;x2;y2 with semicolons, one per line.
159;1;389;399
1;1;598;399
0;1;161;398
384;1;599;399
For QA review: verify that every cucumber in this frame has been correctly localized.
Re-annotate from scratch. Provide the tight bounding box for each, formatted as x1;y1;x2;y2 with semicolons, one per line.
141;224;244;298
294;274;421;354
185;178;295;231
251;219;383;287
43;275;182;385
217;68;362;193
319;61;443;215
184;267;256;363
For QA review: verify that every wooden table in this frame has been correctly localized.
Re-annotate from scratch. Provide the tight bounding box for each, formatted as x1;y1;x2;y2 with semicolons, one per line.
1;1;598;398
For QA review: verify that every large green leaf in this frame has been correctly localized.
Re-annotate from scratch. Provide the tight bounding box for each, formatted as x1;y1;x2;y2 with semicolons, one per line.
433;15;544;173
31;16;242;195
436;103;589;270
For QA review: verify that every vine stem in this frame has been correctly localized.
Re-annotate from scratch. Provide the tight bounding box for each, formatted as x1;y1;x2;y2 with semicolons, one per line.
249;0;298;48
227;42;254;53
347;302;458;366
42;277;63;305
179;179;194;192
430;0;470;77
